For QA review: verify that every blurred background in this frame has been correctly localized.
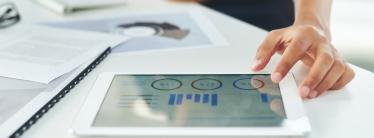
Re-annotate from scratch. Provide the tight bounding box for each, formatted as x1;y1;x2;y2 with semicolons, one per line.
199;0;374;72
330;0;374;73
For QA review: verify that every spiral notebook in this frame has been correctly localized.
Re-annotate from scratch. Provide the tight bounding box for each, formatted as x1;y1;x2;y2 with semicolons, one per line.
0;47;112;138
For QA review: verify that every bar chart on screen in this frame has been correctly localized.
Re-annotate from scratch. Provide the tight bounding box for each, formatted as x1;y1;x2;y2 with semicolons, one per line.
167;93;218;107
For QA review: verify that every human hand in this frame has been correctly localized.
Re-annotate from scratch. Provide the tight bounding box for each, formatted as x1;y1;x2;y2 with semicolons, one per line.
252;25;355;99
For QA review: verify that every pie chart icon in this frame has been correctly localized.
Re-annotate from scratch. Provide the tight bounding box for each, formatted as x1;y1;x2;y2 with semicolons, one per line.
233;78;265;90
151;78;182;91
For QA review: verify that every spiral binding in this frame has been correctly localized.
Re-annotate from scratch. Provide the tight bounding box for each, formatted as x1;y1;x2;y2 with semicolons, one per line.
9;47;112;138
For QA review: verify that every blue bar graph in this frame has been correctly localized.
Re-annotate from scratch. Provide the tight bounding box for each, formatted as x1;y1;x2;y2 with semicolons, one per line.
211;94;218;106
176;94;183;105
186;94;192;100
261;93;268;103
168;93;267;106
168;94;176;105
167;93;218;107
194;94;200;103
203;94;209;104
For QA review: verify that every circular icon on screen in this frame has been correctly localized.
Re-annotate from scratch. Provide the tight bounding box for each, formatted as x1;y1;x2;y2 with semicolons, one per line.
233;78;264;90
151;78;182;91
191;78;222;90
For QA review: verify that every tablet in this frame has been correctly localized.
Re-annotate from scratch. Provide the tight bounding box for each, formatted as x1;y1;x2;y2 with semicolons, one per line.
72;73;310;137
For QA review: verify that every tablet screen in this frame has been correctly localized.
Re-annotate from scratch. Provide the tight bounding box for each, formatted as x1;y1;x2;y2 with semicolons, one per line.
93;74;286;127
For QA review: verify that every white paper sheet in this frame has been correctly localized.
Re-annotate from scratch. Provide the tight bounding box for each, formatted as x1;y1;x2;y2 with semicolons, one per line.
46;9;228;54
0;25;129;83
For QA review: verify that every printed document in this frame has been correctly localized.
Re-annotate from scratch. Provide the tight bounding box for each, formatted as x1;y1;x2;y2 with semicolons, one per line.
0;25;128;83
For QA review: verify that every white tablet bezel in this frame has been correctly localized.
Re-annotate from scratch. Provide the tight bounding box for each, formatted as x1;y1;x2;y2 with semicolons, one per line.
72;72;310;137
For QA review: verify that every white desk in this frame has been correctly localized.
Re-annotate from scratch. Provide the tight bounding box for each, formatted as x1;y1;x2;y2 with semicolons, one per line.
6;0;374;137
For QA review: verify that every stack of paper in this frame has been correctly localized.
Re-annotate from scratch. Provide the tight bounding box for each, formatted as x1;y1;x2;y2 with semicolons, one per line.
34;0;127;14
0;25;129;83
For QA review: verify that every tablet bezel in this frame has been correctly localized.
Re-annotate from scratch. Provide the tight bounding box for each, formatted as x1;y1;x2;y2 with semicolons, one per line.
72;72;310;137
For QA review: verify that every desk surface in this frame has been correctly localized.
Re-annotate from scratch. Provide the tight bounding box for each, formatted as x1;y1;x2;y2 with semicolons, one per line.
7;0;374;137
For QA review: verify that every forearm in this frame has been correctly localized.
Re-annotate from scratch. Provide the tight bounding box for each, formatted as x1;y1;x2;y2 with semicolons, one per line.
293;0;333;39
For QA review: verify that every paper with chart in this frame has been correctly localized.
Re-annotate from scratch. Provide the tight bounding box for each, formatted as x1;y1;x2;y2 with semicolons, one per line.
0;25;128;83
46;9;228;53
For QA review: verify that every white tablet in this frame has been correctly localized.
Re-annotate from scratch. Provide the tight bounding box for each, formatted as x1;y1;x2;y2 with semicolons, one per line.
72;73;310;137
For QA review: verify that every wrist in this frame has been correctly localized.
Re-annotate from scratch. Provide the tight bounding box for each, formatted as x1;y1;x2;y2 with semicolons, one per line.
293;0;332;41
294;14;331;41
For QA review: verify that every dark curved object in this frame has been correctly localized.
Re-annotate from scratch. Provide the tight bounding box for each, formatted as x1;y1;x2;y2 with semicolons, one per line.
0;2;21;29
203;0;295;31
117;22;190;40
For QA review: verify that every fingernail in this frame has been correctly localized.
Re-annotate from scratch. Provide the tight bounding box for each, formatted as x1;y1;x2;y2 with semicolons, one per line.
309;90;318;98
300;86;310;97
271;72;282;83
251;59;262;71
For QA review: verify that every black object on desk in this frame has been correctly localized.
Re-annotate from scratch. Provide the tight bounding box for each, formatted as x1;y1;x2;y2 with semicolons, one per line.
0;2;20;29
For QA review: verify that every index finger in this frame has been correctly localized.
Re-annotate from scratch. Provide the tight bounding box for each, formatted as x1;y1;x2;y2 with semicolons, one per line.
271;38;311;83
252;30;283;72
